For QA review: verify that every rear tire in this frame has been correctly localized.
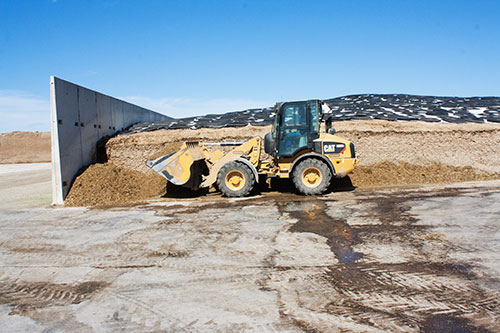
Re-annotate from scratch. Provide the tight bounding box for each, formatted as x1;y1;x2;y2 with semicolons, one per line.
292;158;332;195
217;161;255;197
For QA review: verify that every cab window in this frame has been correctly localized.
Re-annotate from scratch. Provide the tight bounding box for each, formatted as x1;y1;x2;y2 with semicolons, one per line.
278;102;308;157
281;104;307;127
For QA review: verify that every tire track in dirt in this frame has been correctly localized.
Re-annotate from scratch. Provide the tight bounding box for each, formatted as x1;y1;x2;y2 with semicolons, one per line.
91;200;304;331
102;286;296;332
100;289;176;330
0;279;108;315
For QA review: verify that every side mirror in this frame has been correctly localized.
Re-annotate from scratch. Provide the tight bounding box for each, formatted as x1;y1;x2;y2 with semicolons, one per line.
328;128;336;135
325;116;333;134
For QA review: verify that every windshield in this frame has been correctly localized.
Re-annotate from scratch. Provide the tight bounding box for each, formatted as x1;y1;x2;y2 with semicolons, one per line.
281;103;307;127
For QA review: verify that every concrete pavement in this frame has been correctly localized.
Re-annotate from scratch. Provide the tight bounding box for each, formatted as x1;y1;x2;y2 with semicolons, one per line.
0;163;51;210
0;179;499;331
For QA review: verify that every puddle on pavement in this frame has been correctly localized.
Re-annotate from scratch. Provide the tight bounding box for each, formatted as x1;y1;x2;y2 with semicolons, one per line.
279;200;364;264
422;315;474;333
448;263;471;273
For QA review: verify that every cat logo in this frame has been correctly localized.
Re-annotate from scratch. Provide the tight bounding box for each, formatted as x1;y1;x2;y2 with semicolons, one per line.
323;142;345;154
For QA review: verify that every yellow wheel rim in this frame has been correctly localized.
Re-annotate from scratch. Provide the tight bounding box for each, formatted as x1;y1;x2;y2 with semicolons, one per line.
302;167;322;188
225;170;246;191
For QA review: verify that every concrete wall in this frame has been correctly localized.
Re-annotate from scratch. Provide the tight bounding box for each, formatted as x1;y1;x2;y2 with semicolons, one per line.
50;76;171;204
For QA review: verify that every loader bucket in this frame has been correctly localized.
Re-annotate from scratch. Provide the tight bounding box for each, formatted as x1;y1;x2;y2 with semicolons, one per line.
146;142;207;188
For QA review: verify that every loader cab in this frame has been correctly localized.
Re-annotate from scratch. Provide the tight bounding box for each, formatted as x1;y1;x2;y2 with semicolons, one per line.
265;100;320;158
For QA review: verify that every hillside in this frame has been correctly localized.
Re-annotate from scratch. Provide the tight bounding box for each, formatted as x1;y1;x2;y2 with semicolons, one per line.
0;131;51;164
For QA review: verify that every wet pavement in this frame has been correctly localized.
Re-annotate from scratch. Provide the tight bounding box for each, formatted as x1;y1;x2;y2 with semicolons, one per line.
0;180;499;331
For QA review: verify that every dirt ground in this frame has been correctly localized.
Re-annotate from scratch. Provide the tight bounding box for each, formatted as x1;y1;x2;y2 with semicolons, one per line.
1;181;500;331
0;132;51;164
65;120;500;206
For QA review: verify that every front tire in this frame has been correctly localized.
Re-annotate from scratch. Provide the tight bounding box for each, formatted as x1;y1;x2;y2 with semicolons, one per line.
292;158;332;195
217;161;255;197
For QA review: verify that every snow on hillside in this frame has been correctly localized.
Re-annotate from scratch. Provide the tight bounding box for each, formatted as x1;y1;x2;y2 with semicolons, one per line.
127;94;500;132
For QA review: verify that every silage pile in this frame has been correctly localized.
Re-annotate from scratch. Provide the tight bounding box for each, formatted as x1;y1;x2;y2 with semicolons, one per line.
65;125;270;206
350;162;498;187
65;120;500;206
64;163;165;207
105;125;271;173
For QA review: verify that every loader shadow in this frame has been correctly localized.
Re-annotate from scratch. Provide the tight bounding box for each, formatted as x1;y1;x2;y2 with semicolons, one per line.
161;176;356;199
259;176;356;195
260;178;296;194
162;182;210;198
330;176;357;192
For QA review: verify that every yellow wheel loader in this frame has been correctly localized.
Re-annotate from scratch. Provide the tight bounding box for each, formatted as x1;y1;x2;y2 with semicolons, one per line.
147;100;359;197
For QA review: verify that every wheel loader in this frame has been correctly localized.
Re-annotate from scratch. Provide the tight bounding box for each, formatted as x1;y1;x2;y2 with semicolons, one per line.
146;100;358;197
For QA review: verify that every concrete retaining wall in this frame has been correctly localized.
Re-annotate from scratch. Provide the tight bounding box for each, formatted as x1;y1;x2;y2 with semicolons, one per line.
50;76;171;204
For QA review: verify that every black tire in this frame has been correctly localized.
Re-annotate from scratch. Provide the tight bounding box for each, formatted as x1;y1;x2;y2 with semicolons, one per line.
292;158;332;195
217;161;255;197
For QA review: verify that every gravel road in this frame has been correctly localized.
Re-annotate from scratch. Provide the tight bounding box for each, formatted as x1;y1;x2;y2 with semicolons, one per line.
0;180;499;331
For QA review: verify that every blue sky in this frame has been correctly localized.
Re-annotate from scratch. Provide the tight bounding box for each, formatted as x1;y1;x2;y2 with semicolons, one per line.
0;0;499;132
